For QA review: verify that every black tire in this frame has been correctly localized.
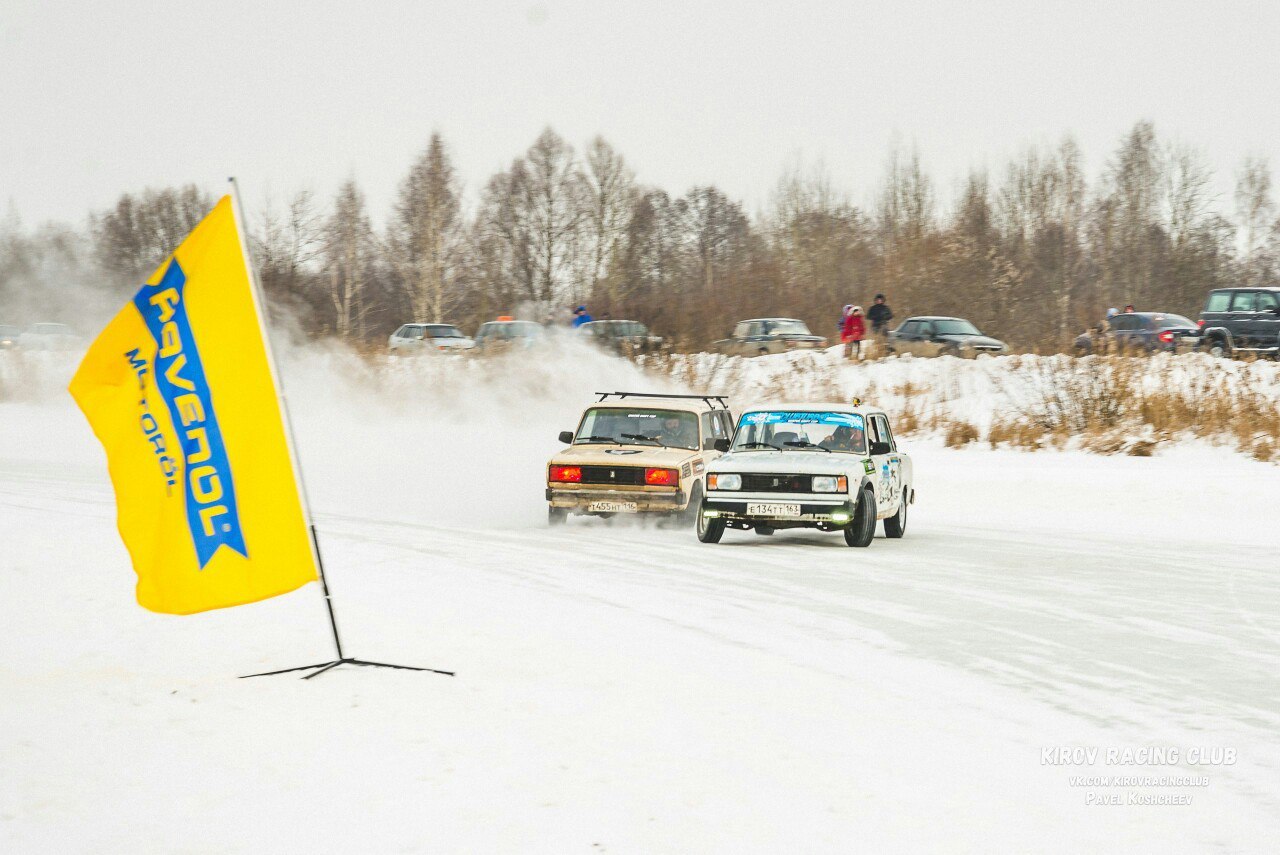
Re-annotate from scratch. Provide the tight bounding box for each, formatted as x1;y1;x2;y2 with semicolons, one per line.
940;344;960;358
844;489;876;547
548;506;568;526
679;482;705;527
696;502;726;543
753;525;775;536
757;347;769;356
883;489;908;538
1206;339;1229;358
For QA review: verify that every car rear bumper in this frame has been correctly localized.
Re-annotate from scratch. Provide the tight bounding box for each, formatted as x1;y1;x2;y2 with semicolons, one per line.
547;487;686;512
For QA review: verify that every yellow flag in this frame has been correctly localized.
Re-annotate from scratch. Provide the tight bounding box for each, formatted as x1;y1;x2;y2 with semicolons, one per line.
69;196;317;614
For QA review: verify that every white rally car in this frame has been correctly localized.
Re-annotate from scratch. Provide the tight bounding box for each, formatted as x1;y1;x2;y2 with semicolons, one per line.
698;402;913;547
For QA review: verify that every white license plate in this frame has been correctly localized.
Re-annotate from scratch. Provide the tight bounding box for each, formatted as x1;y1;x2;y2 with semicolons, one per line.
588;501;637;513
746;502;801;517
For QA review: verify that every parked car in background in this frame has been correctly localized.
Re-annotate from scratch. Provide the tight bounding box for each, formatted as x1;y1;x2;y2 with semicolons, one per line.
388;323;474;353
578;319;664;355
471;318;545;354
1074;312;1199;355
712;318;826;357
0;324;20;349
885;317;1006;357
1197;287;1280;358
17;323;81;351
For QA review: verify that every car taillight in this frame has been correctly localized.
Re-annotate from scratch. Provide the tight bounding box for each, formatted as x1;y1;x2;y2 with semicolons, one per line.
1197;319;1206;329
1158;331;1174;343
549;465;581;483
645;467;678;486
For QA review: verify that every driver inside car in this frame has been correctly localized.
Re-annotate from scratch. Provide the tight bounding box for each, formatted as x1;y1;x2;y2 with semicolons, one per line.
820;425;864;452
659;416;698;449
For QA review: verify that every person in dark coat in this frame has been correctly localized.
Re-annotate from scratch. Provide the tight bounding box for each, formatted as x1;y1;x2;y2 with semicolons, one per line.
866;294;893;334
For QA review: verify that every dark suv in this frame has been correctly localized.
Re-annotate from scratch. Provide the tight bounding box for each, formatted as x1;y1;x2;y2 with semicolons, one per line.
1198;288;1280;358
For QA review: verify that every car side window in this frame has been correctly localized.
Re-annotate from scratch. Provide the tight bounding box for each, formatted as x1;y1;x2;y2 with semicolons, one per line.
1204;292;1231;313
746;322;765;337
394;325;408;338
733;322;749;338
873;415;896;452
1111;315;1136;331
1256;292;1278;312
1231;292;1257;312
918;322;934;338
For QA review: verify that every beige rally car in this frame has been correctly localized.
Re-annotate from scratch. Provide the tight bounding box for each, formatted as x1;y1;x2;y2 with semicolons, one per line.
546;392;735;525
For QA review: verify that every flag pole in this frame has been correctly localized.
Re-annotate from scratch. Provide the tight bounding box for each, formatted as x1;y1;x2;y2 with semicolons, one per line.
227;177;452;680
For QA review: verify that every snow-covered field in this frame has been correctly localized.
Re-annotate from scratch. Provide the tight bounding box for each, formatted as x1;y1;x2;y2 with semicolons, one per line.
3;344;1279;853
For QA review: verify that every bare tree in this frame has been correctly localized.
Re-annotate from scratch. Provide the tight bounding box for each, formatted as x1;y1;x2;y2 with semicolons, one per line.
92;184;214;280
323;179;376;339
577;136;636;303
388;133;464;323
1236;155;1275;285
523;128;588;303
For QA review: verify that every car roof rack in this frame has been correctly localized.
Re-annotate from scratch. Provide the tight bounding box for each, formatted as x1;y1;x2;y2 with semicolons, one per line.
596;391;730;409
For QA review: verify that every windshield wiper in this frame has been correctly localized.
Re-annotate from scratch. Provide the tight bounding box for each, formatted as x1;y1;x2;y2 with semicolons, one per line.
784;440;831;452
738;441;782;451
579;435;621;444
621;433;661;445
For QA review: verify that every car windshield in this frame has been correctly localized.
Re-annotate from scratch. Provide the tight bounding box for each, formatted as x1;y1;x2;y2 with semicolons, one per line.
761;319;811;336
932;319;981;336
482;322;542;339
575;407;699;450
611;321;647;336
1152;314;1194;329
732;410;867;454
425;325;465;338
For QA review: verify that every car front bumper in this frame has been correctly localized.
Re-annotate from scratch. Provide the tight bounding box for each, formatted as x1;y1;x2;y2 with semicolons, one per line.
702;495;855;524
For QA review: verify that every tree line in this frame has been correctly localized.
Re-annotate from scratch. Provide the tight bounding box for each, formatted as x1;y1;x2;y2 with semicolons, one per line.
3;121;1278;350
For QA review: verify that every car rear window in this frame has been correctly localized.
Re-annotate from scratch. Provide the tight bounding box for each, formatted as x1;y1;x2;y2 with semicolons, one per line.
1204;292;1231;313
1153;315;1194;328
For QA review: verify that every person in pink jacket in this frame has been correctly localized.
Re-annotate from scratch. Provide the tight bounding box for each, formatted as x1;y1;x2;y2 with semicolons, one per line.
842;305;866;359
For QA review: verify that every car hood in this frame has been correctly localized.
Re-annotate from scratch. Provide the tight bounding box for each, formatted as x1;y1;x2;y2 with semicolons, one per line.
708;450;863;475
938;333;1005;348
549;444;699;467
434;337;474;348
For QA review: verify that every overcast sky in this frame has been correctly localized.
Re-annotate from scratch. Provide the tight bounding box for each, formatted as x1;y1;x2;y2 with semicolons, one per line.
3;0;1277;227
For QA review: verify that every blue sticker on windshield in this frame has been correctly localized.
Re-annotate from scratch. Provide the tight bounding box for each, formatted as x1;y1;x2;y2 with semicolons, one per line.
742;411;864;428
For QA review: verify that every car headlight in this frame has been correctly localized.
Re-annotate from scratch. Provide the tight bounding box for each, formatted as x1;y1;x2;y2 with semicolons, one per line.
709;473;741;491
812;475;848;493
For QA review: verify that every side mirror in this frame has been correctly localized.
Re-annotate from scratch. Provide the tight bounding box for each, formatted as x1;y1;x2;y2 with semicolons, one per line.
869;441;892;456
713;438;731;453
558;430;574;445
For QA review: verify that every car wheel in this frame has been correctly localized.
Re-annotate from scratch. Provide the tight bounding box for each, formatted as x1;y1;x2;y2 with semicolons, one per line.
753;525;775;536
696;503;726;543
680;483;704;527
940;344;960;358
1207;339;1229;358
844;489;876;547
757;347;769;356
548;506;568;526
883;491;908;538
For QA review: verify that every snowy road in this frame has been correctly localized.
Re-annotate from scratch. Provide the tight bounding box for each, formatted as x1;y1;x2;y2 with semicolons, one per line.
3;350;1280;852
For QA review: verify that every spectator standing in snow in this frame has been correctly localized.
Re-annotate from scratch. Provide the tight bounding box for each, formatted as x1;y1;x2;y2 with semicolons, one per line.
571;306;593;327
867;294;893;335
842;305;866;359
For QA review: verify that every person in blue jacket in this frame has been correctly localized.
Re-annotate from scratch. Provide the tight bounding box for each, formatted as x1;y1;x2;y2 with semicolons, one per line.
572;306;593;327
